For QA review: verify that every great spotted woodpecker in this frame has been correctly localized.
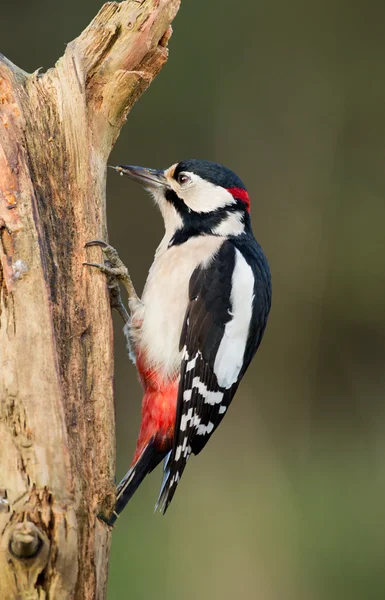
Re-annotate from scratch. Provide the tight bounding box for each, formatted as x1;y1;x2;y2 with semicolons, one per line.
85;159;271;524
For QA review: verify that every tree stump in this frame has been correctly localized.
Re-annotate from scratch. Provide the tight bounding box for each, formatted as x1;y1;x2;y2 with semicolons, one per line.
0;1;180;598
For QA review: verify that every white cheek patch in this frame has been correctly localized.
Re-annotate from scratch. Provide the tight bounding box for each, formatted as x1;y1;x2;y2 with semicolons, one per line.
170;174;236;213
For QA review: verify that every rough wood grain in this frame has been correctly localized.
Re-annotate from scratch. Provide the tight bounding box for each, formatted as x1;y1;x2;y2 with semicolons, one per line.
0;1;180;598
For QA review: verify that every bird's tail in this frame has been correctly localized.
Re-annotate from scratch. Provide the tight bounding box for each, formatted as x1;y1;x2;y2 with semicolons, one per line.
154;449;173;513
99;439;165;526
154;446;191;514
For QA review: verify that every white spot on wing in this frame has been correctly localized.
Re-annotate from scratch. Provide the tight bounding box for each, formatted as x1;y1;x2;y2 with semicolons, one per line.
180;409;201;431
180;408;193;431
191;377;223;404
175;437;190;461
218;405;227;414
214;249;254;388
186;355;198;372
196;422;214;436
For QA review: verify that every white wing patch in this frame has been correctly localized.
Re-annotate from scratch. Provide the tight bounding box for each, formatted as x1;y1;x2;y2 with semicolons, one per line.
213;249;254;388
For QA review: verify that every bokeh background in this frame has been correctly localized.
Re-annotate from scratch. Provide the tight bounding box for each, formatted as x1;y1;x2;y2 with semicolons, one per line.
3;1;385;598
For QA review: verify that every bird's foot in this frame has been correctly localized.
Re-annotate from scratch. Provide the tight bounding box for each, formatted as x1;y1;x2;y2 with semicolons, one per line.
84;240;132;323
84;240;130;281
107;275;129;323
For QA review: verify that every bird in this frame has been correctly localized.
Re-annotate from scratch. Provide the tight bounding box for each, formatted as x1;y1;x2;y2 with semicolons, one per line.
84;159;272;524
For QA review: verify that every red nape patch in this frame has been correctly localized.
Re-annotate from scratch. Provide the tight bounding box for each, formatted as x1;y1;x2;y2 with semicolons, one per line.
227;187;250;212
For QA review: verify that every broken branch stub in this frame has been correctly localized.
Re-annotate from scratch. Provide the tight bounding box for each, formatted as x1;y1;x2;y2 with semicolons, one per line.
0;1;181;598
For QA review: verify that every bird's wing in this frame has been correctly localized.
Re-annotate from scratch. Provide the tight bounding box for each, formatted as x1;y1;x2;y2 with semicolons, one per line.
156;238;271;513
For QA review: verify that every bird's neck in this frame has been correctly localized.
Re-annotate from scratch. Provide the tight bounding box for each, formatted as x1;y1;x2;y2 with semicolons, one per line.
162;208;249;248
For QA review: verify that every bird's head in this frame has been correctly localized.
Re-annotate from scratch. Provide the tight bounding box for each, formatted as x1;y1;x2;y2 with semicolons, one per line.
113;159;251;244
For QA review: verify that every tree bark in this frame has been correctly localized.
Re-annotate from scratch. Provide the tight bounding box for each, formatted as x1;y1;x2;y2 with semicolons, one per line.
0;1;180;598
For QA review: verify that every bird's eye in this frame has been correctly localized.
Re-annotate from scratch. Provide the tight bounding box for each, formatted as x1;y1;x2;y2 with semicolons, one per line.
178;173;191;185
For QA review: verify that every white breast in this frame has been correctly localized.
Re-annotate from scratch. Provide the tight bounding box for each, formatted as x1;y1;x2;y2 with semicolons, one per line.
136;235;223;379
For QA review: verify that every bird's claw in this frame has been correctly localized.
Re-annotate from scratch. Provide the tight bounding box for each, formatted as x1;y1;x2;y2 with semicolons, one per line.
83;240;129;280
84;239;109;249
84;240;130;323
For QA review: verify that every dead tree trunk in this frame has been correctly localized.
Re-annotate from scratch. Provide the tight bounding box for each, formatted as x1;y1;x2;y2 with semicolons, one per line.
0;1;180;598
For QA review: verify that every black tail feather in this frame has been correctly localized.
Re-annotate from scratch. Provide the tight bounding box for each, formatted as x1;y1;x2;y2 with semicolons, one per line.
154;449;172;513
99;439;165;526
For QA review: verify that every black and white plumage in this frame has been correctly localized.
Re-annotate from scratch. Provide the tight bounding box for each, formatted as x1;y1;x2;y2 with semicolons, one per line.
94;159;271;524
157;235;271;512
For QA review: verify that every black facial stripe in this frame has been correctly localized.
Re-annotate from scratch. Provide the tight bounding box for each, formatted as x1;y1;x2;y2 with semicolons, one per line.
165;189;248;246
165;189;190;214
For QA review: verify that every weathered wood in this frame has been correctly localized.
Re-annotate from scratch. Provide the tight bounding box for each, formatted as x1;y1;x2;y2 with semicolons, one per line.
0;2;180;598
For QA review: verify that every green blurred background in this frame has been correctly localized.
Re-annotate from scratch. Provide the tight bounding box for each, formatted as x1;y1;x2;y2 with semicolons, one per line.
2;1;385;598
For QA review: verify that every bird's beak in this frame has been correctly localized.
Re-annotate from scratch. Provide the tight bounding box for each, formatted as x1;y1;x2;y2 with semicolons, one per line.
110;165;168;189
